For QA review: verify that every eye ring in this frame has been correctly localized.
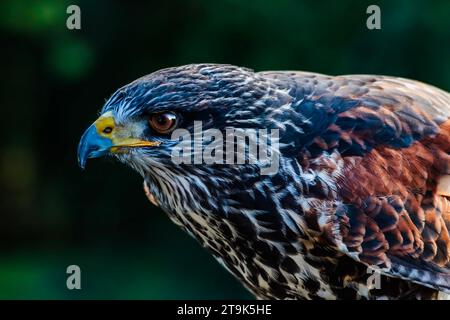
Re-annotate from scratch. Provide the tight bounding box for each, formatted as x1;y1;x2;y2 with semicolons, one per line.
148;112;178;134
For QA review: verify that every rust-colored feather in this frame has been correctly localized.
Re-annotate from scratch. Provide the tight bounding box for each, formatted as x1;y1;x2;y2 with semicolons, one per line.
310;76;450;291
263;70;450;292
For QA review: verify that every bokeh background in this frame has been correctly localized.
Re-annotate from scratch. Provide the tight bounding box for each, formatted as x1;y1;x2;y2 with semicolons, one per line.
0;0;449;299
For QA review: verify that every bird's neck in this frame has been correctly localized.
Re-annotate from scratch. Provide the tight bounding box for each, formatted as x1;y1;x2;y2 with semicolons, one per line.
143;154;342;236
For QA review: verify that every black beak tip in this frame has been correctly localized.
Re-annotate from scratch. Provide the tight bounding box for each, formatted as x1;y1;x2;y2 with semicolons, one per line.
77;140;88;170
77;151;87;170
78;158;86;170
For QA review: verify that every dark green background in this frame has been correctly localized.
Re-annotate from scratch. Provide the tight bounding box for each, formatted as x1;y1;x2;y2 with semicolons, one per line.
0;0;449;299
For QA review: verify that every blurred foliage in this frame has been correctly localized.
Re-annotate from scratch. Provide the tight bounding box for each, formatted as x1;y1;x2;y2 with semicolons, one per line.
0;0;449;299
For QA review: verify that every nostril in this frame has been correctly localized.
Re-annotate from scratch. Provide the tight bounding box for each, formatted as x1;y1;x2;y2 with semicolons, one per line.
103;127;113;134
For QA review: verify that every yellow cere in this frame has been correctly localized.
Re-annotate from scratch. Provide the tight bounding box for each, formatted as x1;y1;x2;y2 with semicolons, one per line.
94;111;116;138
93;111;161;153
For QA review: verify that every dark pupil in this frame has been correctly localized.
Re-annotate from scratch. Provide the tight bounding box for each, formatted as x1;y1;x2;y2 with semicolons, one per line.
157;115;168;125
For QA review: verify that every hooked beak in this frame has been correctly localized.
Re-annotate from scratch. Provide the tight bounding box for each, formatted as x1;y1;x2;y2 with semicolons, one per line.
77;112;160;169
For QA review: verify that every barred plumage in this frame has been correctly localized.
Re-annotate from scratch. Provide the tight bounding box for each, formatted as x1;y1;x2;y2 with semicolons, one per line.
78;64;450;299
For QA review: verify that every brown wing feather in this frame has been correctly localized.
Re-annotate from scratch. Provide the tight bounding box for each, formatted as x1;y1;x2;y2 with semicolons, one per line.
265;71;450;291
327;77;450;291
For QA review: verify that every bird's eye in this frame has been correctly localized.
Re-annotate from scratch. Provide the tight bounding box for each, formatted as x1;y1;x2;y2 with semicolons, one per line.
149;112;178;134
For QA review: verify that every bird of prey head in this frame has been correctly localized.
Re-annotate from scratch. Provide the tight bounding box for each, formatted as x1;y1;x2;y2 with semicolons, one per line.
78;64;450;300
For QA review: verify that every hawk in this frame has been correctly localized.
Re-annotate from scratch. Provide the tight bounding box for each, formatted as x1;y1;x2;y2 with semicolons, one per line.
78;64;450;300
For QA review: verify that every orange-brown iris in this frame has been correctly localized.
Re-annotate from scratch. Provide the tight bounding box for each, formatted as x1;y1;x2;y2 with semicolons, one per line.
149;112;178;134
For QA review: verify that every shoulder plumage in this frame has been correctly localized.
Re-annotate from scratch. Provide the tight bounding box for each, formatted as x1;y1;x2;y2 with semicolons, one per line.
262;71;450;292
259;71;450;156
